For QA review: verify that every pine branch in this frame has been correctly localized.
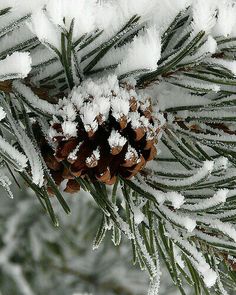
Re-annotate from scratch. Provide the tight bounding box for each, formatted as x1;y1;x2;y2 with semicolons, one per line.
2;2;236;295
0;80;58;103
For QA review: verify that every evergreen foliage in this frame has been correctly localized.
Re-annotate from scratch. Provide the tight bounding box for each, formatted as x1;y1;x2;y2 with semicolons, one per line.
1;1;236;294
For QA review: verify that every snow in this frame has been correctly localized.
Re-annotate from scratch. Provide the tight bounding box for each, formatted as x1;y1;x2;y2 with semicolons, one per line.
177;127;236;143
214;208;236;220
203;218;236;243
94;0;156;36
94;96;110;119
179;80;220;92
60;103;77;121
0;25;35;57
181;35;217;65
10;0;47;14
2;2;236;293
148;277;160;295
182;189;228;211
30;10;61;51
161;206;196;232
0;107;6;121
133;224;158;278
206;58;236;76
155;82;212;111
86;148;100;166
13;81;57;115
173;246;185;268
115;0;157;22
0;174;13;198
108;130;127;148
31;61;62;85
149;0;191;34
214;157;228;171
0;52;31;81
194;229;235;248
202;35;217;54
0;135;28;171
117;26;161;76
216;276;229;295
92;148;100;160
213;1;236;37
179;109;236;122
111;97;130;121
61;121;78;138
0;0;13;10
125;146;138;161
80;103;99;134
134;176;186;208
2;102;44;187
166;223;217;287
48;125;60;141
46;0;96;41
30;46;55;68
52;75;161;152
191;0;217;34
129;112;142;129
200;266;217;288
150;160;214;187
70;90;84;110
165;192;185;209
68;143;82;161
132;206;145;225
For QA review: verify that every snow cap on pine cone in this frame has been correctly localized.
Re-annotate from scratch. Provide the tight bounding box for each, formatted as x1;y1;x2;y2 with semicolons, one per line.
43;75;162;193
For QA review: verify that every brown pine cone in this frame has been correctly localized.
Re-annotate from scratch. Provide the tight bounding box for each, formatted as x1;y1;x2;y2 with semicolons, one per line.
39;76;161;194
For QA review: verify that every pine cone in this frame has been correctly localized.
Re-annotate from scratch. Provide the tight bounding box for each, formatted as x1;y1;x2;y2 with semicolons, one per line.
40;76;161;193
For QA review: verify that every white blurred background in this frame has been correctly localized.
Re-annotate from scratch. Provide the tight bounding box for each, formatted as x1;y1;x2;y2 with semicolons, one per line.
0;184;182;295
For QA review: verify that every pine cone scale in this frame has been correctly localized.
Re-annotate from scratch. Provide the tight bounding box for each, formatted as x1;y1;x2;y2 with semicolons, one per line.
38;77;160;194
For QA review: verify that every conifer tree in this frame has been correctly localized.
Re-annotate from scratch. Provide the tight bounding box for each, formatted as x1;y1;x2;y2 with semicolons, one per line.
1;1;236;294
